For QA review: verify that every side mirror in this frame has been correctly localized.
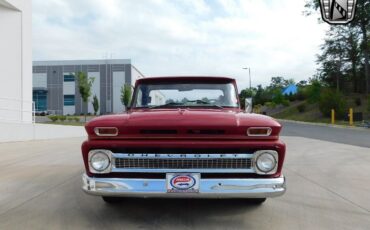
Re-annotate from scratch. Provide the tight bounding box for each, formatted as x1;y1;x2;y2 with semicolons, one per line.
245;98;252;113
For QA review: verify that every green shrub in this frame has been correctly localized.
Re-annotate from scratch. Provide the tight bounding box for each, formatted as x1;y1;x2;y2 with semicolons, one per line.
265;102;277;108
253;104;262;109
74;117;80;122
297;104;306;113
272;90;285;105
48;115;58;122
319;89;347;118
286;93;297;102
59;115;67;122
67;117;74;122
281;100;290;107
296;89;306;101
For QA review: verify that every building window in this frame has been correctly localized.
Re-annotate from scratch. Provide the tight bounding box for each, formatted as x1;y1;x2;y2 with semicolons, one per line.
64;95;75;106
33;90;47;112
64;74;75;82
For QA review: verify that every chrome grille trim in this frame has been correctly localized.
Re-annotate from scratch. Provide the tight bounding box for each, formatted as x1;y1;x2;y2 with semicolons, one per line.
111;153;255;173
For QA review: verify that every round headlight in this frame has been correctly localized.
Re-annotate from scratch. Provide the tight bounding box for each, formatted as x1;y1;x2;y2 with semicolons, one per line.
90;151;110;172
256;152;276;173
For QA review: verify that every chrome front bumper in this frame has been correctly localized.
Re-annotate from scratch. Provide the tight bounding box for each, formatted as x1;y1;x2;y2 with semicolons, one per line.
82;173;286;198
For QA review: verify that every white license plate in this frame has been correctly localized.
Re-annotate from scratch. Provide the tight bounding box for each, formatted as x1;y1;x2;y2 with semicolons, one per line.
166;173;200;193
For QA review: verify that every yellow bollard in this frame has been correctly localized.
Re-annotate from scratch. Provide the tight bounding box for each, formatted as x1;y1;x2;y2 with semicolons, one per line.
349;108;353;126
331;109;335;124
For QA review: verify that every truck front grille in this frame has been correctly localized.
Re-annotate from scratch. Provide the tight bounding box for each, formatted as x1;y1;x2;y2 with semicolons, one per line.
114;158;252;169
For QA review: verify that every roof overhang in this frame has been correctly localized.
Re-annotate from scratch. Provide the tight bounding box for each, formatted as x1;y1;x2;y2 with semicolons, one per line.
0;0;20;11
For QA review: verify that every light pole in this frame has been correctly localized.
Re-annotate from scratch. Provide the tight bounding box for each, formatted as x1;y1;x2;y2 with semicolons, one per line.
242;67;251;90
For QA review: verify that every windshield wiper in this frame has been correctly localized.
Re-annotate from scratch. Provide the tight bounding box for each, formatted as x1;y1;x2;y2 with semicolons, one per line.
148;102;184;109
186;100;224;109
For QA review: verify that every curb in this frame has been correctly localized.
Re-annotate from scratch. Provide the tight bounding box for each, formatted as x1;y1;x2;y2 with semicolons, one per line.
277;119;369;131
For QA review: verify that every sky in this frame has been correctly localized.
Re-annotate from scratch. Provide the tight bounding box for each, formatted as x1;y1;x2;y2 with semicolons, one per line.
32;0;329;90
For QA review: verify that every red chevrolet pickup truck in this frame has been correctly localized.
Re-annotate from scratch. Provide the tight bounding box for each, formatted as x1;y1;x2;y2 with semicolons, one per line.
82;76;286;204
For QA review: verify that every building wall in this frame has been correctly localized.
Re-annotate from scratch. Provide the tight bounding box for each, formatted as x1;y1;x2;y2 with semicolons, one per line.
63;72;76;115
0;122;86;142
33;73;47;88
112;71;125;113
32;60;140;115
0;0;32;123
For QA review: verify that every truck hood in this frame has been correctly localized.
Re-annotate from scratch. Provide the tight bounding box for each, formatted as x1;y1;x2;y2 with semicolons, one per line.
85;109;282;140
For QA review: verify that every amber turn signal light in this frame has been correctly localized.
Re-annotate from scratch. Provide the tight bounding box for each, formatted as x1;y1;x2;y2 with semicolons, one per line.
94;127;118;136
247;127;272;136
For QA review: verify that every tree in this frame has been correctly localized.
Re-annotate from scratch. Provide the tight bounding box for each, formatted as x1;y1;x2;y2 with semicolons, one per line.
270;76;286;89
282;78;296;87
319;89;347;118
76;71;94;121
92;95;99;115
271;89;285;105
297;80;308;87
120;84;132;110
254;85;271;106
305;0;370;94
315;26;362;93
351;0;370;94
346;28;361;92
269;76;295;90
305;79;322;103
316;26;347;92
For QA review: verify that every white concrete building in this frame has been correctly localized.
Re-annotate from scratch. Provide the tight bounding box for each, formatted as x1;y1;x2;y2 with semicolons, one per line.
0;0;87;142
0;0;32;123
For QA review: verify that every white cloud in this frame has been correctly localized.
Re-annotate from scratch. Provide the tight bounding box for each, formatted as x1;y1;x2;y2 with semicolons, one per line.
32;0;328;90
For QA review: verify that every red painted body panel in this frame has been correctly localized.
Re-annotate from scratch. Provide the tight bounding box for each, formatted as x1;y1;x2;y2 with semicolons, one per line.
81;76;286;179
85;109;282;140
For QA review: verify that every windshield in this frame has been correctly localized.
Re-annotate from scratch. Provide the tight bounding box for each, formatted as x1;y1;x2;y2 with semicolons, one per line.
132;82;239;108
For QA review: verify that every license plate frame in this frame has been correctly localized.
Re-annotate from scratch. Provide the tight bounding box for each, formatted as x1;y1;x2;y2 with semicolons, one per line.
166;173;200;193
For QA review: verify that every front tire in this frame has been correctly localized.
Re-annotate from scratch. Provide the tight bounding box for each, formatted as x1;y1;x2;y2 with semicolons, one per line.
101;196;121;204
248;198;266;204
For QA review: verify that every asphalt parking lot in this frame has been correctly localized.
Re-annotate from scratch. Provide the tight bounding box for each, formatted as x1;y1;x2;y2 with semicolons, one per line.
1;126;370;229
280;120;370;148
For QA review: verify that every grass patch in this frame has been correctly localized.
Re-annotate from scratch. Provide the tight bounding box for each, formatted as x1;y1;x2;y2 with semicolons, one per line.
273;103;326;122
272;99;368;126
43;121;85;126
